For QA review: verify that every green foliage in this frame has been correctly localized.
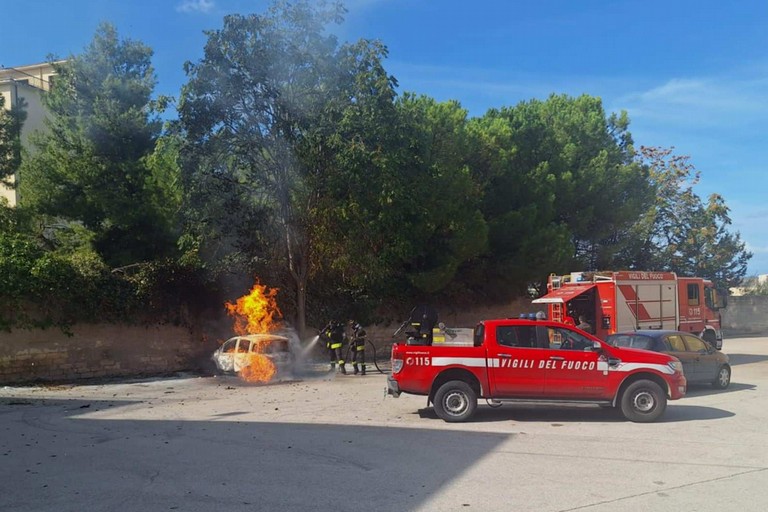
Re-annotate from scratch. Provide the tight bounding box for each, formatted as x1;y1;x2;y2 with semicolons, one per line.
629;146;751;289
0;227;215;331
124;258;220;325
0;94;26;188
5;3;752;330
391;95;488;294
19;23;177;267
177;0;400;331
459;94;650;297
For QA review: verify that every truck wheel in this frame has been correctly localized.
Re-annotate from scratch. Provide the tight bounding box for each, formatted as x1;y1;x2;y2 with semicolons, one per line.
702;330;717;347
712;365;731;389
620;380;667;423
433;380;477;422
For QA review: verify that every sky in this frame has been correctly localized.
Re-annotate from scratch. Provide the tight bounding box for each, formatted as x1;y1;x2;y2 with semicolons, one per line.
1;0;766;276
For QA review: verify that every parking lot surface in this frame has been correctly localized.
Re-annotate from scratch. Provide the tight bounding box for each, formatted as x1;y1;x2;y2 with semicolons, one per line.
2;336;767;511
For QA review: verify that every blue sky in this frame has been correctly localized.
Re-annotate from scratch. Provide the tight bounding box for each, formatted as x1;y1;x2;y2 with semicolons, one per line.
2;0;766;276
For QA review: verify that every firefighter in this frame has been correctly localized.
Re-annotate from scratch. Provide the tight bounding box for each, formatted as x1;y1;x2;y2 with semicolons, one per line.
577;315;593;334
324;320;347;374
349;321;367;375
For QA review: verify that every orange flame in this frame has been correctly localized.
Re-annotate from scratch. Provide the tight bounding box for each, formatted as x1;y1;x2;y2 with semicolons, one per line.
240;353;277;383
225;281;282;335
224;280;284;383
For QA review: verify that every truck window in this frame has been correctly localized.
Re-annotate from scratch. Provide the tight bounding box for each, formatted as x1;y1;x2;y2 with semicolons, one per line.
549;327;591;350
496;326;518;347
473;324;485;347
495;325;550;348
705;287;727;309
687;283;700;306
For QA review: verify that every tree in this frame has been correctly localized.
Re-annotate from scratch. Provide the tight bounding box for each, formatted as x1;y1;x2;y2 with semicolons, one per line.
19;23;175;266
312;93;488;303
390;95;487;295
629;146;751;289
0;94;26;196
178;1;399;334
464;94;650;296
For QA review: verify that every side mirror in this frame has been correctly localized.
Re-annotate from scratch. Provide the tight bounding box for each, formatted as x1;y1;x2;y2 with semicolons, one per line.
586;341;602;352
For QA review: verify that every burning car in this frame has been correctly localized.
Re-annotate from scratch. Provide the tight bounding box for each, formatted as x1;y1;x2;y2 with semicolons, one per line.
212;333;295;382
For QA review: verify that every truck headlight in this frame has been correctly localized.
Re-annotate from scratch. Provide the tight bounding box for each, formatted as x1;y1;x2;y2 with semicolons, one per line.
668;361;684;374
392;358;403;374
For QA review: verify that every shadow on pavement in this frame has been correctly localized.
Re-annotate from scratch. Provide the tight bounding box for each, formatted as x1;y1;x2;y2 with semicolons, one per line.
660;403;735;422
415;400;734;424
0;398;509;512
726;353;768;366
684;381;755;397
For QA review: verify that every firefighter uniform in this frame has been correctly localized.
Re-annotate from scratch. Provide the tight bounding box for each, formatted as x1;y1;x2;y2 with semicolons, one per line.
324;321;346;374
349;323;367;375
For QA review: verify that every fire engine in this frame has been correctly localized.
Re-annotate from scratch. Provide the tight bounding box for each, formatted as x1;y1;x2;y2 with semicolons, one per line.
532;271;728;348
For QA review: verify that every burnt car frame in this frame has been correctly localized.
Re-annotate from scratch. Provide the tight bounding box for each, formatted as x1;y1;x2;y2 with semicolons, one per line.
212;333;295;378
606;330;730;389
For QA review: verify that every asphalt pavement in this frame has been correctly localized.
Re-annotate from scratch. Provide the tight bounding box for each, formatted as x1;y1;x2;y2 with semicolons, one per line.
2;336;767;512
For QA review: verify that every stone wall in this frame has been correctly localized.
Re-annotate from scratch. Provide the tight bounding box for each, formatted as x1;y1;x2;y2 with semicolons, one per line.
2;296;762;385
721;296;768;334
0;324;217;385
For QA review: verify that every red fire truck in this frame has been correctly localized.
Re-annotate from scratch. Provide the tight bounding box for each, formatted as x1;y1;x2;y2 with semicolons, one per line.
532;271;728;348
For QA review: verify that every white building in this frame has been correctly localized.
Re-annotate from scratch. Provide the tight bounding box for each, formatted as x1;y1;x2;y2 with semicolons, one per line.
730;274;768;296
0;62;60;206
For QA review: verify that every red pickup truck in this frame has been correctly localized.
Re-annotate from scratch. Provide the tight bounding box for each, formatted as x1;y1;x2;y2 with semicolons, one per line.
387;318;687;423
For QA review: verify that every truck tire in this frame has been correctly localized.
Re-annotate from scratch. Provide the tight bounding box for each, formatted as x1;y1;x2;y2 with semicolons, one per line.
702;330;717;347
712;365;731;389
620;380;667;423
433;380;477;422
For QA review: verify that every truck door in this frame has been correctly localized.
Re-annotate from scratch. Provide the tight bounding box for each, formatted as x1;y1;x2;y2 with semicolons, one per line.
487;325;546;397
542;326;608;399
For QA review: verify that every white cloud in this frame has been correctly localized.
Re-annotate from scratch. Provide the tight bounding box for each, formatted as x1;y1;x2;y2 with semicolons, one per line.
176;0;215;14
613;72;768;129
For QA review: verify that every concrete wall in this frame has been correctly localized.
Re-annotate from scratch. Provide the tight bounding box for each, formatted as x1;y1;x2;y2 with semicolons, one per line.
0;324;216;385
721;296;768;335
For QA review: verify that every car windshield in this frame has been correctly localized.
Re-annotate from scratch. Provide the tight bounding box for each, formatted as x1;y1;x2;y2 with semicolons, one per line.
607;334;655;350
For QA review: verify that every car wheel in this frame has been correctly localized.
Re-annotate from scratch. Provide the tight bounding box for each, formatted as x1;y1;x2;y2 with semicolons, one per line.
620;380;667;423
712;365;731;389
433;380;477;423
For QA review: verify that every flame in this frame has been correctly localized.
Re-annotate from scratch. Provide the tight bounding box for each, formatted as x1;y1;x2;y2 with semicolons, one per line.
240;353;277;383
225;281;282;335
224;280;284;383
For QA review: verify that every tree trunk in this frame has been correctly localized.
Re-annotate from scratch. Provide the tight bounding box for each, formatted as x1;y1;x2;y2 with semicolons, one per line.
296;282;307;339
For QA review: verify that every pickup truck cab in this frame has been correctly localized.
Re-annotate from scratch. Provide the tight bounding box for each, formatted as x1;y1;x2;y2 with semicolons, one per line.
387;319;687;423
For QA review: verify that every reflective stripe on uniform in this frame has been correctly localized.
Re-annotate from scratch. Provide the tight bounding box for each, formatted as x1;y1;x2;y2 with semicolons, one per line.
330;342;343;349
